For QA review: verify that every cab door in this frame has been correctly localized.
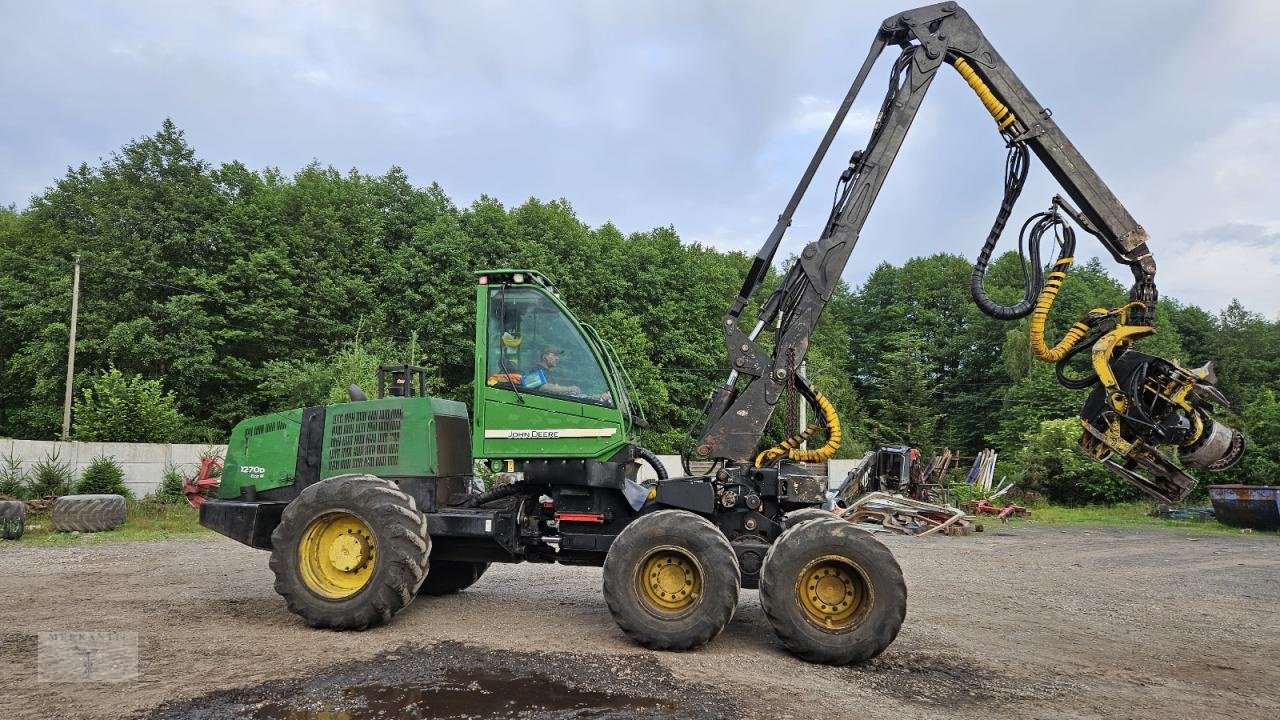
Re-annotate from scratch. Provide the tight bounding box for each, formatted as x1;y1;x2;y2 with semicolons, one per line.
472;276;626;463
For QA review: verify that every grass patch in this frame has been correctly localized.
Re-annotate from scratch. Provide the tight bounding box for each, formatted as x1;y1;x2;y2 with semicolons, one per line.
1006;501;1278;537
17;501;211;546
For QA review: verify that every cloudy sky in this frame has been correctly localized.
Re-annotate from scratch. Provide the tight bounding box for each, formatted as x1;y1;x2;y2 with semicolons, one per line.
3;0;1277;316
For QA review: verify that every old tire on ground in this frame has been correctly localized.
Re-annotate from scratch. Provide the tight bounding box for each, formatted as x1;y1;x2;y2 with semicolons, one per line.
784;507;837;529
760;516;906;665
0;500;26;540
52;494;126;533
418;560;489;596
269;474;429;630
603;509;740;651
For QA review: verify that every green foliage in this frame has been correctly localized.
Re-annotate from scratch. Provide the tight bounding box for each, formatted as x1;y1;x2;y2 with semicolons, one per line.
0;451;28;499
946;480;996;506
28;448;74;497
1;119;1278;507
72;367;187;443
1020;419;1140;505
75;454;133;498
155;464;188;504
1215;388;1280;485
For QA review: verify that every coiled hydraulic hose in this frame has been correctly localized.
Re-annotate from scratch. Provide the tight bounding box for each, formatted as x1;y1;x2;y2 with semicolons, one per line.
634;446;668;481
754;382;842;467
1024;213;1085;362
951;54;1047;322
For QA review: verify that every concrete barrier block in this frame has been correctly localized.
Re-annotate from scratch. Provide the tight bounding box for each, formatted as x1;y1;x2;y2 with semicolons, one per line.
124;463;165;497
11;440;73;465
170;444;225;466
827;459;860;490
84;442;169;464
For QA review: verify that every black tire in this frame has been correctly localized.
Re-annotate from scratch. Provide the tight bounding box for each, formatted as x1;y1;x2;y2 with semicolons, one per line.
269;474;429;630
760;516;906;665
0;500;25;540
603;509;740;651
418;559;489;596
52;494;126;532
783;507;837;529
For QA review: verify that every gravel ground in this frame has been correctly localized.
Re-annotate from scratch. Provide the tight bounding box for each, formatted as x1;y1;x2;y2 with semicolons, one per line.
0;524;1277;719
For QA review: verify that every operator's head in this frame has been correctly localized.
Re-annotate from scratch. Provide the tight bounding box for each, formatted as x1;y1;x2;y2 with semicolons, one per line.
539;345;562;368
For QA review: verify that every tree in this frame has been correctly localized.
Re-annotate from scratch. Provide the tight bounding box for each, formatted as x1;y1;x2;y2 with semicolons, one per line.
1020;419;1140;505
72;367;187;443
865;331;941;449
75;455;133;498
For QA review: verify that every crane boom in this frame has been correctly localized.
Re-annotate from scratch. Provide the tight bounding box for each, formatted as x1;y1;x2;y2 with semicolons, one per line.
693;2;1242;503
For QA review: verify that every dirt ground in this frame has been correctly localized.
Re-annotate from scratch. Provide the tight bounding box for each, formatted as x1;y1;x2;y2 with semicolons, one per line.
1;524;1277;720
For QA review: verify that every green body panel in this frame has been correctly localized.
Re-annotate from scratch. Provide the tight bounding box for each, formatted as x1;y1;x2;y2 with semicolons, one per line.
478;387;625;460
320;396;466;477
218;396;469;498
219;409;305;497
472;270;636;463
218;269;638;499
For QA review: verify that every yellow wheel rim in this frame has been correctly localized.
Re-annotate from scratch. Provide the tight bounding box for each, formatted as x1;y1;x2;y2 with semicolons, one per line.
635;546;702;617
298;512;377;599
796;555;870;632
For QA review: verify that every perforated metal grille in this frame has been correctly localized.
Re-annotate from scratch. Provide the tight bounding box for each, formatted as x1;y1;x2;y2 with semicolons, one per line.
327;408;403;470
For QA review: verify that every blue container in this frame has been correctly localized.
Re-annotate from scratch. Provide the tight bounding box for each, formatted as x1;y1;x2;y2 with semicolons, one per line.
1208;485;1280;530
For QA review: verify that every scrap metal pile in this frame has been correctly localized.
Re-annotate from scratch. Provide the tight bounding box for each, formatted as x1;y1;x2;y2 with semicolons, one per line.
838;492;975;536
829;448;1031;536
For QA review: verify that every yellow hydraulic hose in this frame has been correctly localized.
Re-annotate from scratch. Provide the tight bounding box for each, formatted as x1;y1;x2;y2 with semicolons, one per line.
754;389;842;466
1028;255;1096;362
951;56;1018;132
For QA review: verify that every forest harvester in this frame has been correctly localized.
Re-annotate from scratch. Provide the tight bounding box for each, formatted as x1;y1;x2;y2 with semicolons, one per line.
200;3;1243;664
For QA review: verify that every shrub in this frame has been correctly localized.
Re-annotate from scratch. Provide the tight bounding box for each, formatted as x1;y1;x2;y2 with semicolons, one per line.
75;455;133;498
0;452;28;499
72;367;187;443
155;464;188;504
29;448;75;497
1020;419;1140;505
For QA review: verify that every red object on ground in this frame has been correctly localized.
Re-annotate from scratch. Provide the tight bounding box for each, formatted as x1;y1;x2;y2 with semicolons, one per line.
183;457;222;508
974;499;1026;520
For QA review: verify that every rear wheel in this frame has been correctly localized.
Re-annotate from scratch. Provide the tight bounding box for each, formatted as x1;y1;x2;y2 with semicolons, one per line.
418;560;489;596
269;474;429;630
603;509;739;651
760;516;906;664
783;507;837;529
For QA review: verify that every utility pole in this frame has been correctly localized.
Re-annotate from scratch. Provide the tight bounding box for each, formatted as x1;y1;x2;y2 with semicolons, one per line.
61;255;81;441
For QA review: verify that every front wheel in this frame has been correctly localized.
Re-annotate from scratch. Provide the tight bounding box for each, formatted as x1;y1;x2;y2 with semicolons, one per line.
269;474;429;630
603;509;740;651
760;516;906;664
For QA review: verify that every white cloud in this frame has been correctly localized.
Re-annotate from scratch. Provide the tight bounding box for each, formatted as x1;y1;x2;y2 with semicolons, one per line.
787;95;874;134
1157;224;1280;318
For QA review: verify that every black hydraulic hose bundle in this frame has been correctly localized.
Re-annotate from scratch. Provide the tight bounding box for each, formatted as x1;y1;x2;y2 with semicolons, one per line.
634;446;669;481
458;481;524;508
970;143;1035;319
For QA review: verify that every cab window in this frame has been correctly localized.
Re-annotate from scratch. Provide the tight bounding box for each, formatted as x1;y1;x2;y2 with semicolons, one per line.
485;286;613;407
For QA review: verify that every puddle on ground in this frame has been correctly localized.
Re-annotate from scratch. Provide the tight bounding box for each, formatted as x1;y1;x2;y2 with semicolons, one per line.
145;642;738;720
252;667;672;720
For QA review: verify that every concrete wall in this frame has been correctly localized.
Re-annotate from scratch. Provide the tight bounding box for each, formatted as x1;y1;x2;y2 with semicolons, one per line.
0;440;226;498
2;442;852;497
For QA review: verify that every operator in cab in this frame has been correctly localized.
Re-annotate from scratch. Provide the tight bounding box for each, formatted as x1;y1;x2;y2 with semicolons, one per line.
521;345;581;395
